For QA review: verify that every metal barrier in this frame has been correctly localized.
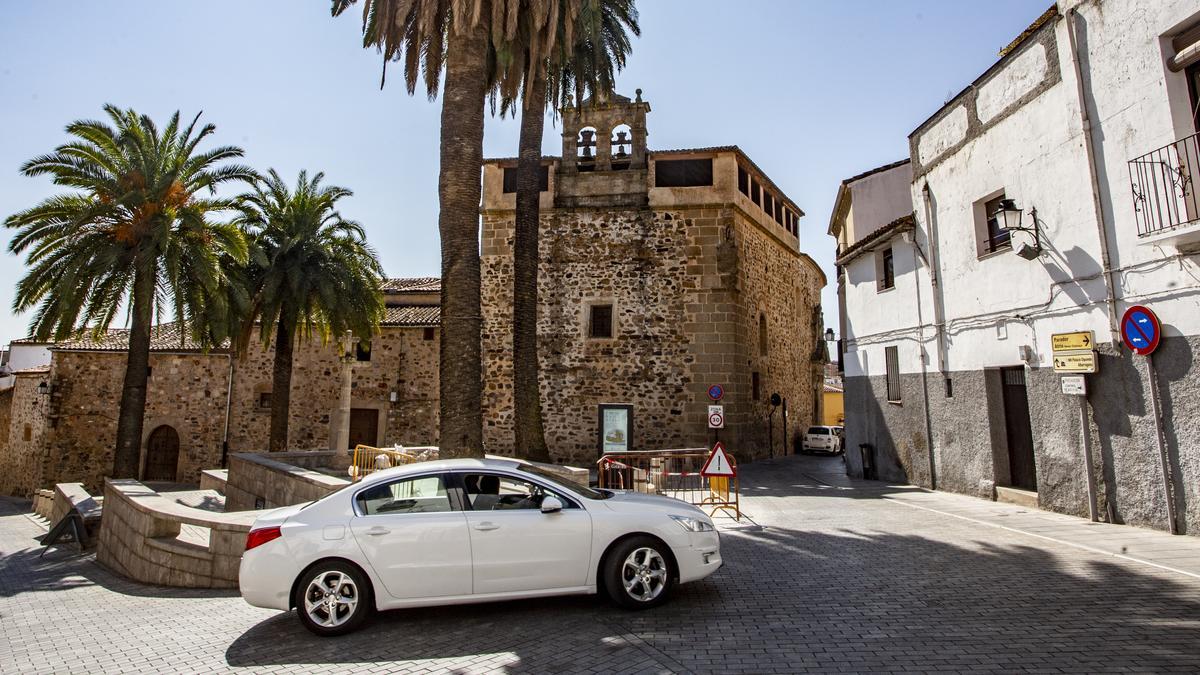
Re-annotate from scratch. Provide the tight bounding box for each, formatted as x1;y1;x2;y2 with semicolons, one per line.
597;449;741;521
349;445;423;481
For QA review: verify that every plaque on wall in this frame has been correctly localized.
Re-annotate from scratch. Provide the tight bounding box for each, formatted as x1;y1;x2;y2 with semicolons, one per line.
598;404;634;455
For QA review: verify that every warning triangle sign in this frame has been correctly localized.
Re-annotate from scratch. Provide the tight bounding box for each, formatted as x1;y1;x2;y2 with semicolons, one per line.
701;442;736;477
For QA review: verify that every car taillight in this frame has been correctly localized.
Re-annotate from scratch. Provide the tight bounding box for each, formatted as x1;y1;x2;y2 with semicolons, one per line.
245;526;282;551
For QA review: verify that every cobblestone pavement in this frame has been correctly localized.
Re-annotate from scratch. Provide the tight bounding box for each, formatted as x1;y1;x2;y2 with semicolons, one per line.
3;454;1200;674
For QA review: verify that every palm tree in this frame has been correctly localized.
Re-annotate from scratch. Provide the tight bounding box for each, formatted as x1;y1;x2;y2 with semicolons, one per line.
508;0;639;462
234;169;385;452
4;105;255;478
332;0;579;457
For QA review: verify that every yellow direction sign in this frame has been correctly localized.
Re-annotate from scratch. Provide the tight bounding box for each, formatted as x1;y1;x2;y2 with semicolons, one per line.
1052;331;1095;352
1053;350;1097;373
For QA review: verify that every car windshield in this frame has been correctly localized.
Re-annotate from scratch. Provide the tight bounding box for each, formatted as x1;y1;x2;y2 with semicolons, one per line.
517;464;611;500
807;427;829;435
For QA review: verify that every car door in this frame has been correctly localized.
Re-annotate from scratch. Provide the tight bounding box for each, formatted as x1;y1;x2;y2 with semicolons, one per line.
349;472;473;600
457;471;592;595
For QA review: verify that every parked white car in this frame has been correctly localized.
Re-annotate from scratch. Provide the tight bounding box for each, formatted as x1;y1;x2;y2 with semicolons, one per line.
240;457;722;636
802;426;843;454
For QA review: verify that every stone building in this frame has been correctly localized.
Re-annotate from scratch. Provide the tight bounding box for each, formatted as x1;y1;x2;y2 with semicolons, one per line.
0;279;440;497
832;0;1200;536
481;91;827;464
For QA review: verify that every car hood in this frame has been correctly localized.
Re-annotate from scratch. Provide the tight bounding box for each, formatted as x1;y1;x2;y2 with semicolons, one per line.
602;490;708;517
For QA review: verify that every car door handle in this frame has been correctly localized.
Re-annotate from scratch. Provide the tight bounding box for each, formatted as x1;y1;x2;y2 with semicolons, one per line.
473;522;500;531
365;526;390;536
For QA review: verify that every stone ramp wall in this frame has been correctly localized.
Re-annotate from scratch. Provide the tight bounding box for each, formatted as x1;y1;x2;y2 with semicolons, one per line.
224;452;348;512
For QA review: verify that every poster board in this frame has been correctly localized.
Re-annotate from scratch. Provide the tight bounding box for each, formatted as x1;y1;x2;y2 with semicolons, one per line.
598;403;634;454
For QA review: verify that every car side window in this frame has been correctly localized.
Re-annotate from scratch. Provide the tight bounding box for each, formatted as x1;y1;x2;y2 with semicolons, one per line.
461;473;575;511
356;475;452;515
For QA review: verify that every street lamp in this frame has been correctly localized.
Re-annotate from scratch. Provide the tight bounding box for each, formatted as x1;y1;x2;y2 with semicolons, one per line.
823;328;835;343
992;198;1042;260
37;380;50;397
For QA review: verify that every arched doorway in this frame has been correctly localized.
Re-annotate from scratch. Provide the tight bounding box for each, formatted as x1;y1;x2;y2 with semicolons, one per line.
144;425;180;482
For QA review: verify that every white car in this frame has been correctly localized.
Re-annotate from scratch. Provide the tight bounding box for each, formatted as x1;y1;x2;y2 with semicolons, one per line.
802;426;843;454
239;457;722;636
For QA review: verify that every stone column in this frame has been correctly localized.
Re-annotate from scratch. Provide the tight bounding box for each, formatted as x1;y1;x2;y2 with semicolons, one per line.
330;331;355;457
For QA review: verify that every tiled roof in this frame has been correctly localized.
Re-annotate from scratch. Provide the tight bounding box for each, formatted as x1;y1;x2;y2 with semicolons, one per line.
835;214;916;266
382;306;440;327
12;364;51;375
840;159;910;186
49;323;218;353
381;277;441;293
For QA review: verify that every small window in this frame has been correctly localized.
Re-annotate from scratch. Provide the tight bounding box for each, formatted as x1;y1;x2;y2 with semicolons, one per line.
423;327;435;341
356;340;372;362
758;314;768;356
774;201;784;225
23;424;32;442
944;377;954;398
983;193;1012;254
885;346;901;403
762;192;775;218
502;165;550;194
357;474;452;515
462;473;575;511
752;372;761;401
654;158;713;187
750;178;761;206
588;304;614;339
258;392;273;410
737;167;749;196
878;248;895;291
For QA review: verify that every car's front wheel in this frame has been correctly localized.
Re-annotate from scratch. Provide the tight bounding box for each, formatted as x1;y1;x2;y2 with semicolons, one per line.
604;536;675;609
294;560;372;636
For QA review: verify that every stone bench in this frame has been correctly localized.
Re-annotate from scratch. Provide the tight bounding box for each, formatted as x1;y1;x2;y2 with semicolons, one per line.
96;479;264;589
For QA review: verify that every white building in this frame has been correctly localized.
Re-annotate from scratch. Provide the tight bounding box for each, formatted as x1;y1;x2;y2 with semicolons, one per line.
0;342;51;390
833;0;1200;536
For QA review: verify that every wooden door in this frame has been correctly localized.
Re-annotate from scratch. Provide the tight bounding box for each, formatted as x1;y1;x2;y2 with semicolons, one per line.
144;425;180;481
349;409;379;450
1001;368;1037;491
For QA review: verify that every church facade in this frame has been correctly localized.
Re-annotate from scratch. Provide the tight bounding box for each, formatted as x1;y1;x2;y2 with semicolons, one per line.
480;91;827;464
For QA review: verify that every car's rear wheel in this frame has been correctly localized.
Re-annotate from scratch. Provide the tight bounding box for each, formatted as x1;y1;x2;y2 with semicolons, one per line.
294;560;371;636
604;536;674;609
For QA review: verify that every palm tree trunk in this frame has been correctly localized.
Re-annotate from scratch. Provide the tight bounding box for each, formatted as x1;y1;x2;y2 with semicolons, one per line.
112;266;155;478
437;21;489;458
268;312;295;452
513;73;551;463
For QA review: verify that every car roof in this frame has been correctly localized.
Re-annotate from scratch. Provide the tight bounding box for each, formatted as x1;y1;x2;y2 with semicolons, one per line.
357;456;528;486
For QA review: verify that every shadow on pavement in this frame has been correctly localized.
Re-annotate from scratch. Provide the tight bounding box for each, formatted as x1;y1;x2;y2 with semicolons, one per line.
224;521;1200;673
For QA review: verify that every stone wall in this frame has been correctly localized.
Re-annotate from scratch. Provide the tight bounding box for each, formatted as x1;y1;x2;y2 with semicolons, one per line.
0;323;439;498
96;479;259;589
0;387;11;457
0;373;51;498
481;202;822;464
224;452;348;512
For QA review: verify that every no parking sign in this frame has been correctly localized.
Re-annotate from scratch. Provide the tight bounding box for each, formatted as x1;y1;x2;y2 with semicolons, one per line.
1121;305;1161;356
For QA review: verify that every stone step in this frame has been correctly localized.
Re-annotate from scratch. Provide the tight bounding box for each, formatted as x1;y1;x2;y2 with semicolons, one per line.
995;485;1039;509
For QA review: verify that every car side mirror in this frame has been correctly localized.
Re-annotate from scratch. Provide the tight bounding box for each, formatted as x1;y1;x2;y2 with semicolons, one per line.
540;496;563;514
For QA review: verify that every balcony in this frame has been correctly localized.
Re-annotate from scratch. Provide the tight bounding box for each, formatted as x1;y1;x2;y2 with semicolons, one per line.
1128;131;1200;248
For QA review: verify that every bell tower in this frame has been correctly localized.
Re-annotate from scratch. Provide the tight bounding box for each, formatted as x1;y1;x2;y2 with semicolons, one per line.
556;89;651;207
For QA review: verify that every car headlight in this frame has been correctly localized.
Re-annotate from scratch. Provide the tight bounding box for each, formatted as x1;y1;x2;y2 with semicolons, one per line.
670;515;715;532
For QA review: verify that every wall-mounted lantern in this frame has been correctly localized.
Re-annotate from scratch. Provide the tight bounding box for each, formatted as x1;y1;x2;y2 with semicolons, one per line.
37;380;51;397
992;198;1042;260
823;328;835;343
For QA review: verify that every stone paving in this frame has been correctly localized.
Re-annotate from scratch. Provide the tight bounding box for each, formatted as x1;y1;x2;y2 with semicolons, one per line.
3;454;1200;673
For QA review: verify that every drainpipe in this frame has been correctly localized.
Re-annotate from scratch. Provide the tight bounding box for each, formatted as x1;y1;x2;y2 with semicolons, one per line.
1066;6;1121;341
920;183;949;375
221;353;234;467
909;229;938;490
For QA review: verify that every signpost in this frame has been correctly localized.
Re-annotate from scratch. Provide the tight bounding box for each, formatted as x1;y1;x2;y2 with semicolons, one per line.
1051;330;1098;521
707;405;725;429
1060;375;1087;396
1051;331;1094;352
1121;305;1177;534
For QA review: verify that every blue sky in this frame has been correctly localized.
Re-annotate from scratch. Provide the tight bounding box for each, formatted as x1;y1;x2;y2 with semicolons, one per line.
0;0;1050;346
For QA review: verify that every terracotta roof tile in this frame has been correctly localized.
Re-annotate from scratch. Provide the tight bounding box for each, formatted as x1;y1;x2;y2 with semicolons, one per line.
382;306;440;327
381;277;441;293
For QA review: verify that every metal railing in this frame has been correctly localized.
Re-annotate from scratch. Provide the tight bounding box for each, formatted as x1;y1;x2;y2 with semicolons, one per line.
348;445;426;481
1129;130;1200;237
597;449;741;521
